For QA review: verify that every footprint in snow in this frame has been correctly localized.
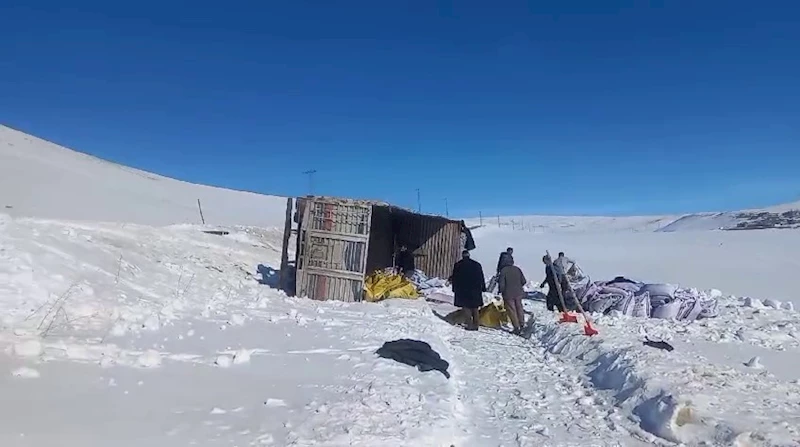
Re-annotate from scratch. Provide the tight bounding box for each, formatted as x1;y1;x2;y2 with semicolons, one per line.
263;398;287;408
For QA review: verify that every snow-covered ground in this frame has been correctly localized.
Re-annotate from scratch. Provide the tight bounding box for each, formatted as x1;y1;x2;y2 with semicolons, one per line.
3;213;799;446
0;214;463;446
0;125;287;226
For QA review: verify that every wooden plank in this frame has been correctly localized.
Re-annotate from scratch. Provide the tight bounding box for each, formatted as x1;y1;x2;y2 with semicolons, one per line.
305;229;371;243
278;197;293;292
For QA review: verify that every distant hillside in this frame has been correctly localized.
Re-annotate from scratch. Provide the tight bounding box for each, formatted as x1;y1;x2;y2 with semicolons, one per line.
3;124;797;232
658;207;800;232
0;125;287;227
462;215;678;234
465;202;800;234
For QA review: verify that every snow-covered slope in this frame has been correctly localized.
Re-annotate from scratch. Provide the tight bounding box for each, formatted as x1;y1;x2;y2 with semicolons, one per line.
0;125;287;227
657;205;800;232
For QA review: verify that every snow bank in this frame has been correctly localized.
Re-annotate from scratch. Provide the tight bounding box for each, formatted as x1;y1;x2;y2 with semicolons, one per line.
528;295;800;445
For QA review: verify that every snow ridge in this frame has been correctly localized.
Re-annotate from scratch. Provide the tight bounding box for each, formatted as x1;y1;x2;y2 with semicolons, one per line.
531;300;800;446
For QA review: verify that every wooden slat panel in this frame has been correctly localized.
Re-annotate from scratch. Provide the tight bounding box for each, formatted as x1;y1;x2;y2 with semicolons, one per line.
295;198;371;302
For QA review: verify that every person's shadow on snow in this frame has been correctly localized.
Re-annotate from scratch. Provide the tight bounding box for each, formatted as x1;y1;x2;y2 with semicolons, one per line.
257;264;280;289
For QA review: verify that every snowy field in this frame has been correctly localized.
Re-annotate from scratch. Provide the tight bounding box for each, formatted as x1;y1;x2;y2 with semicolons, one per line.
2;213;799;446
2;126;800;446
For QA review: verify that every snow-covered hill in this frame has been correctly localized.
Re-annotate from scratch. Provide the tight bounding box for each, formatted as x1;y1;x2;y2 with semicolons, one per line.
463;215;679;234
464;198;800;234
4;125;797;232
0;125;287;227
657;205;800;232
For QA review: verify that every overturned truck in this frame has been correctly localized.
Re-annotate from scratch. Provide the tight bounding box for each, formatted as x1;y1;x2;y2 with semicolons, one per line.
278;196;473;302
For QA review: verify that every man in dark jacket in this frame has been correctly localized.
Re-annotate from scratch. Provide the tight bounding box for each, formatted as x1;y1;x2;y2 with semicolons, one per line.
497;256;527;334
496;247;514;273
540;255;575;312
450;250;486;331
459;220;476;251
395;245;415;278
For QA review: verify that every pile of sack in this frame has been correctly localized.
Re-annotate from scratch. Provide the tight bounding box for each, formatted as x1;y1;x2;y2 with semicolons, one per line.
441;298;511;329
364;270;420;302
576;276;719;321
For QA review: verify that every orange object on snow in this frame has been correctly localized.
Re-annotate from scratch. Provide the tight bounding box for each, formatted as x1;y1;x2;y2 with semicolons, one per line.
559;312;578;323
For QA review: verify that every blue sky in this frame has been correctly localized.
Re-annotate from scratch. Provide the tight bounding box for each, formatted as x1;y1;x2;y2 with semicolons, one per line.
2;0;799;217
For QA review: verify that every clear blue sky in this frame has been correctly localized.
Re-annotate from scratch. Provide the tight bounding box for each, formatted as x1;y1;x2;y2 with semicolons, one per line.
2;0;799;217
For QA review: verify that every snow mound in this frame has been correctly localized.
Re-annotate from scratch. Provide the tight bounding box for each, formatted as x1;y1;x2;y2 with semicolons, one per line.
11;367;40;379
232;349;252;365
137;350;162;368
12;339;44;358
214;355;233;368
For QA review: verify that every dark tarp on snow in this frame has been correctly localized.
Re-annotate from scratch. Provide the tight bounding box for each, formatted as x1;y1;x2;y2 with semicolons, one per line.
375;339;450;378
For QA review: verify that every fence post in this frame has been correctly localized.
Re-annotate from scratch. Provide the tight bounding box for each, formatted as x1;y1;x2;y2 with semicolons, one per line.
497;216;501;227
197;199;206;225
479;211;483;226
278;197;293;292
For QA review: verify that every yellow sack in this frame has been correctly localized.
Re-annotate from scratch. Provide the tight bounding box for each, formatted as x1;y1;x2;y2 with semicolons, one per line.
364;271;420;302
478;300;510;328
442;299;510;329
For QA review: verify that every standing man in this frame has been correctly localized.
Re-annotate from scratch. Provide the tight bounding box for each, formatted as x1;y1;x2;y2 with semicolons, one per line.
497;255;527;335
496;247;514;273
450;250;486;331
541;255;562;312
553;252;575;277
395;245;415;278
540;255;576;312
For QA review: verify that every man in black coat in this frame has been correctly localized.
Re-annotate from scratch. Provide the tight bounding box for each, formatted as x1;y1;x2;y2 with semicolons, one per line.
540;255;576;312
395;245;415;278
496;247;514;273
450;250;486;331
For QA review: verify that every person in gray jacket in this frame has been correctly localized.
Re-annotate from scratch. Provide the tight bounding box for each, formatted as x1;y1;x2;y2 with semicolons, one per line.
497;255;527;335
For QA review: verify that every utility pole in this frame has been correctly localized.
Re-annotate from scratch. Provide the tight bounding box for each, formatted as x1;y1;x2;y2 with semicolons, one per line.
302;169;317;196
444;198;449;217
415;189;421;213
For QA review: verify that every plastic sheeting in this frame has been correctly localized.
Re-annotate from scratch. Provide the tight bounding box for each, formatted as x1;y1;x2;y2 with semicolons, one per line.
580;277;720;321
